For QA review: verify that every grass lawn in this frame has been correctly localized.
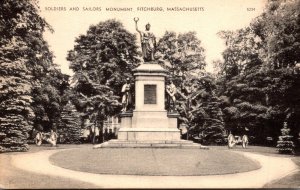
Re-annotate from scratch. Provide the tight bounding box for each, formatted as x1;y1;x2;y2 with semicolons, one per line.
50;147;260;176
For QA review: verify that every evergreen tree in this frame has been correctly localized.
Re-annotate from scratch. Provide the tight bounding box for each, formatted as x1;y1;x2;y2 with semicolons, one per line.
0;0;52;152
59;101;81;144
277;122;295;154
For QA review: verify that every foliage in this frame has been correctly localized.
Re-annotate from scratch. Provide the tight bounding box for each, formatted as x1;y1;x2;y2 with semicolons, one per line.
67;19;140;129
277;122;295;154
216;0;300;145
155;31;225;144
58;102;82;144
176;74;225;144
32;70;70;132
251;0;300;67
156;31;206;84
0;0;56;152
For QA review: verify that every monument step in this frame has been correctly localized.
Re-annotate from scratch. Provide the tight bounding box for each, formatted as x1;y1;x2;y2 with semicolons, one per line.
118;127;180;132
93;140;209;149
105;140;194;144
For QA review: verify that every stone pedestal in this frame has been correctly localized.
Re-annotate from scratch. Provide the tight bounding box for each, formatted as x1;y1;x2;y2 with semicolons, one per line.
95;63;205;149
119;112;132;128
168;112;180;128
118;128;180;141
118;64;181;142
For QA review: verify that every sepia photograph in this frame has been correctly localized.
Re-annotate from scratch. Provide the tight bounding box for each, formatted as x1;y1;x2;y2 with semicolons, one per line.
0;0;300;188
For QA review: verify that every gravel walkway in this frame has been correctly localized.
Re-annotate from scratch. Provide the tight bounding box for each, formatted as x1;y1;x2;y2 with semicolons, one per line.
7;148;298;188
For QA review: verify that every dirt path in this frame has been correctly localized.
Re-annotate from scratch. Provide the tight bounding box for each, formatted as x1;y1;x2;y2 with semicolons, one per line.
7;149;298;188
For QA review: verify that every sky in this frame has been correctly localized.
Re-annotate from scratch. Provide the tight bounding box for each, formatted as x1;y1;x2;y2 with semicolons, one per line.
39;0;267;76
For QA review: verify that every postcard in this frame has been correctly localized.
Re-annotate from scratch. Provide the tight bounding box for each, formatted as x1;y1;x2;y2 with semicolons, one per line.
0;0;299;189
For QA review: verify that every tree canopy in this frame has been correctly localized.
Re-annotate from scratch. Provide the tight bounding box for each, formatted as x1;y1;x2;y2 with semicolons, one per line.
0;0;66;151
156;31;225;143
216;0;300;145
67;19;141;130
156;31;206;83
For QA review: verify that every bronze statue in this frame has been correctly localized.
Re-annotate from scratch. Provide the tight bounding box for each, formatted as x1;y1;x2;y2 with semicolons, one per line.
121;78;132;112
166;80;177;111
134;17;156;62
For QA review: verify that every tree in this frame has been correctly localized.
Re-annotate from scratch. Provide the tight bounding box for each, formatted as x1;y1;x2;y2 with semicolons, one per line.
67;19;141;137
253;0;300;143
156;31;206;84
58;101;81;144
251;0;300;68
277;121;295;154
0;0;54;152
216;0;300;145
32;69;70;133
177;74;225;144
156;31;225;144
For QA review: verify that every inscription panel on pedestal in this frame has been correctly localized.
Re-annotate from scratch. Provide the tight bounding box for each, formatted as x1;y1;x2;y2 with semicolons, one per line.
144;85;156;104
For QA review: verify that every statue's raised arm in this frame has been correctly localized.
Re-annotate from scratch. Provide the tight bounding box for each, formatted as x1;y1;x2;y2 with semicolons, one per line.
134;17;142;37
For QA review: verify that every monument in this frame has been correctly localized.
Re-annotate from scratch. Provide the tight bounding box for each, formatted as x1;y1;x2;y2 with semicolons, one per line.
95;19;205;148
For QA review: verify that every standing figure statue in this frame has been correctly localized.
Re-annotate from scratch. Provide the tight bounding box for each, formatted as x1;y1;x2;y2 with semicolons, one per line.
166;80;177;111
134;17;156;62
121;78;132;112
